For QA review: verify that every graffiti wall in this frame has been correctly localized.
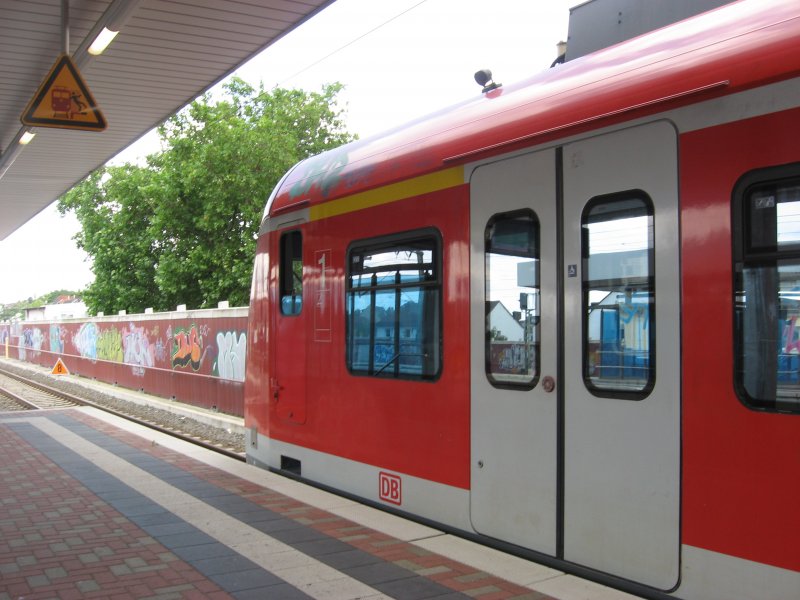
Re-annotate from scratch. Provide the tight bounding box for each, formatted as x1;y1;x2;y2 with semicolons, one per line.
0;307;248;416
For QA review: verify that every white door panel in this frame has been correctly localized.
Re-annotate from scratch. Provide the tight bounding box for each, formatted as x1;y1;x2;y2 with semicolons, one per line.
562;121;680;590
469;121;681;590
470;150;558;554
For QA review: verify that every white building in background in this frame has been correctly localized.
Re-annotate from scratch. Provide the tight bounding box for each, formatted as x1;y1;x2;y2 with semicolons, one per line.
24;296;88;321
488;301;525;341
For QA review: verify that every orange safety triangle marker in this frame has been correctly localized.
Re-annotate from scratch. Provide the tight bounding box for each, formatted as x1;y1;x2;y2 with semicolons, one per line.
51;358;70;376
20;54;106;131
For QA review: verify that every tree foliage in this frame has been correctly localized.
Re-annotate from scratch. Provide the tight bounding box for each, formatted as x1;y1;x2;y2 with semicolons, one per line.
58;79;355;314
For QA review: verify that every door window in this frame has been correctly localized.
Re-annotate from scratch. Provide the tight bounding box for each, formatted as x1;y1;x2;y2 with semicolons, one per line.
485;210;540;388
582;193;655;398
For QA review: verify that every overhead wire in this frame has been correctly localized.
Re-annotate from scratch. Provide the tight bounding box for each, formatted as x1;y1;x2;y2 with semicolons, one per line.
274;0;429;88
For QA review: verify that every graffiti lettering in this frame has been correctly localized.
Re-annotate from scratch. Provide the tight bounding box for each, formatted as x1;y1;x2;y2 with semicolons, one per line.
49;324;65;354
619;303;645;324
288;147;352;199
97;328;123;363
19;327;44;360
23;328;44;351
213;331;247;382
11;323;24;360
74;322;98;359
172;325;205;371
123;323;154;377
490;343;530;375
154;337;167;363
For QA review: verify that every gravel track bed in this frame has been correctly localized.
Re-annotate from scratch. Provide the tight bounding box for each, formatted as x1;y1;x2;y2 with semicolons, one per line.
0;362;245;453
0;395;28;411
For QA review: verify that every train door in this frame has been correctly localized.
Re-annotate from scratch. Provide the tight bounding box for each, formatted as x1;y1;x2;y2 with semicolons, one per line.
470;149;558;555
561;122;680;589
469;121;680;589
272;228;307;423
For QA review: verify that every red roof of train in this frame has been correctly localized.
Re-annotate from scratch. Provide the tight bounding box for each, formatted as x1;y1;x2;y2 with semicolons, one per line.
269;0;800;215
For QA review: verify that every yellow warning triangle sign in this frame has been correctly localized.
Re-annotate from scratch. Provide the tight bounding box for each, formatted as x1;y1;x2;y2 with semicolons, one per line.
21;54;106;131
51;358;70;376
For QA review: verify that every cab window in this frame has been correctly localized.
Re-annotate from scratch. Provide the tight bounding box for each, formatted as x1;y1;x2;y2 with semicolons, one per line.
279;231;302;315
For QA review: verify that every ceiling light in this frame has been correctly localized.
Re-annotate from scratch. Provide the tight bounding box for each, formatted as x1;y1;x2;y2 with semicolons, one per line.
88;27;119;55
19;131;36;145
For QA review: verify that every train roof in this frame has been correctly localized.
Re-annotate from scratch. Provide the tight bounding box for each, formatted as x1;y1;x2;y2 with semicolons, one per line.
268;0;800;217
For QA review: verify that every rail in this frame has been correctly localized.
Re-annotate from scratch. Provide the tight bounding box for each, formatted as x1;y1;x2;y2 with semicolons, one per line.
0;364;245;462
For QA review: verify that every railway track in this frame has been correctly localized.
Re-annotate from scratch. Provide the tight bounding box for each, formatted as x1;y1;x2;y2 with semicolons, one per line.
0;365;245;461
0;371;84;410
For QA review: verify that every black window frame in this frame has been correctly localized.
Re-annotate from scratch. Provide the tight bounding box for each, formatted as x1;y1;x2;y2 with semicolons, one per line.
279;230;303;316
345;228;443;381
732;162;800;414
484;209;541;390
581;190;656;400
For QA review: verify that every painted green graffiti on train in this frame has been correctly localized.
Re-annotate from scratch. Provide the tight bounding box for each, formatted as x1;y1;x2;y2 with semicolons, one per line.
288;146;351;199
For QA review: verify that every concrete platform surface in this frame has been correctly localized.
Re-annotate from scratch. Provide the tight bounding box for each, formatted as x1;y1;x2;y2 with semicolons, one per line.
0;406;641;600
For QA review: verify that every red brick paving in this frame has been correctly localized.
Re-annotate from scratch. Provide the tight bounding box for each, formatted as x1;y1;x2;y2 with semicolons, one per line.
1;410;554;599
72;410;555;599
0;415;232;600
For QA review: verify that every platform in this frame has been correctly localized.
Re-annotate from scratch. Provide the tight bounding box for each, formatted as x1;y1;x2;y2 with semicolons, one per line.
0;405;640;600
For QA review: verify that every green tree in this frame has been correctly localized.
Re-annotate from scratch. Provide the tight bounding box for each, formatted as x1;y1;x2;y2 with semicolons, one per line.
59;78;354;314
59;166;161;315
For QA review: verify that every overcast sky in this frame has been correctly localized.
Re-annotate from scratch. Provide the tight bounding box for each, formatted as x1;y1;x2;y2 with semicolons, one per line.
0;0;573;306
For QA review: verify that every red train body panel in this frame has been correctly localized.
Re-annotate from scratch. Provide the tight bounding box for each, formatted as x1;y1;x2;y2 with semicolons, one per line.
245;1;800;598
680;107;800;573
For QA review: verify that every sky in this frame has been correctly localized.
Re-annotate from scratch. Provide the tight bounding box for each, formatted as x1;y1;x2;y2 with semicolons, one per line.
0;0;573;306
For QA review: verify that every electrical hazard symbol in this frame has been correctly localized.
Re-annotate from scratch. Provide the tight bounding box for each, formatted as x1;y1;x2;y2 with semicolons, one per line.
51;358;70;376
21;54;106;131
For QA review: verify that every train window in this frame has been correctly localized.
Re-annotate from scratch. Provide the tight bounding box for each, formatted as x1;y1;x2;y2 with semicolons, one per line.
582;193;655;398
733;166;800;413
485;210;539;388
346;231;441;380
279;231;303;315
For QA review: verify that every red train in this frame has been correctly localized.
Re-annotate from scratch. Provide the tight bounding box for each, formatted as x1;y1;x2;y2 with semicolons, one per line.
244;1;800;597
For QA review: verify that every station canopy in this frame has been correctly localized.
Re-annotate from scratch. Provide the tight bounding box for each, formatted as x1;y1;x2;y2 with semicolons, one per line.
0;0;334;240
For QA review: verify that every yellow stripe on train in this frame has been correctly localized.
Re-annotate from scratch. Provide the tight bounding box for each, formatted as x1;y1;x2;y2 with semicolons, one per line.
309;165;464;221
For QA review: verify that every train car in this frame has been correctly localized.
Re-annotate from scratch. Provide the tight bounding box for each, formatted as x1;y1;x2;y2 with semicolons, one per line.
244;1;800;598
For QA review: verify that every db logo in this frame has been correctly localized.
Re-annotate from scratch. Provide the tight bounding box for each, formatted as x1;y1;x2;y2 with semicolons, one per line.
379;472;402;505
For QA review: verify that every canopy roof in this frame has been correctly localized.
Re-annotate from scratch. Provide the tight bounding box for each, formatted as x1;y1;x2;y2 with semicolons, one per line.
0;0;334;240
